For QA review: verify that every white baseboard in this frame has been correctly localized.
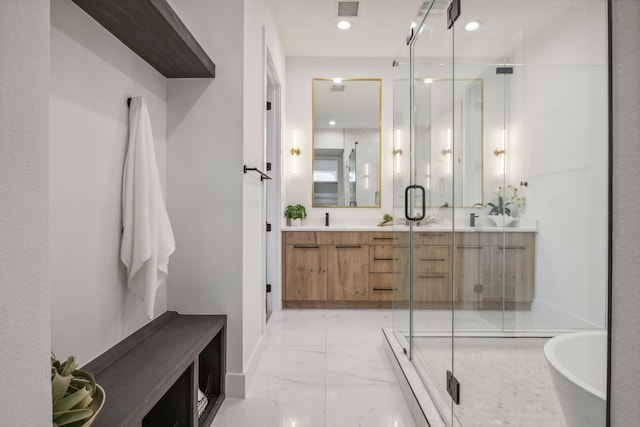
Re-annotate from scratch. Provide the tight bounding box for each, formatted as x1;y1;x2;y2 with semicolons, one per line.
531;298;603;329
225;333;266;398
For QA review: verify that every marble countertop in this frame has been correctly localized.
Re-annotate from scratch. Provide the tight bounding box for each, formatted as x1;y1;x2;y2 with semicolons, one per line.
281;221;538;233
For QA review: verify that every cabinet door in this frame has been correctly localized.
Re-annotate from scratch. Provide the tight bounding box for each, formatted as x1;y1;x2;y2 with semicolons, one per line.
454;245;492;308
284;244;327;300
492;235;535;305
327;244;369;300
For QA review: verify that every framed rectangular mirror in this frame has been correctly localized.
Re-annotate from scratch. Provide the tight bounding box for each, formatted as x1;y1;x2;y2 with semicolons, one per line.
312;78;382;207
414;78;484;207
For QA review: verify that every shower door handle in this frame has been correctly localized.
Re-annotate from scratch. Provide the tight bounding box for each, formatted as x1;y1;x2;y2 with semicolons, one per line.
404;185;426;221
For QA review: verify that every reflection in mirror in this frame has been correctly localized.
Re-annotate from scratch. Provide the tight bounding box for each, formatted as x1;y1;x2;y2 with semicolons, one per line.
313;78;381;207
414;78;484;207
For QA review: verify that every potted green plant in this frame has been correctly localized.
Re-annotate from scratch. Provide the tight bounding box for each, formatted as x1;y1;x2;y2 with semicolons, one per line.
378;213;393;226
284;204;307;226
52;353;105;427
485;184;525;227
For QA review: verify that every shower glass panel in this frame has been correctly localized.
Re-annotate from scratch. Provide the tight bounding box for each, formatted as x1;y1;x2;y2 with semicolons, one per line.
392;1;608;426
392;39;412;356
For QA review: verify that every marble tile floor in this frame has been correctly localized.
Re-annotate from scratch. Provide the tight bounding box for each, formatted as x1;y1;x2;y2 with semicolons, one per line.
210;309;415;427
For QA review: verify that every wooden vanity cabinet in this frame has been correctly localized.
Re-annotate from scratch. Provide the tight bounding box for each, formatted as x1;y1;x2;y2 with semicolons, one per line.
454;232;535;310
283;231;379;308
283;230;535;310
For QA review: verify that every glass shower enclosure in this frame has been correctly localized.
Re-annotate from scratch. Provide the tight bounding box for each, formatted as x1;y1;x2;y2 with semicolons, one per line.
391;1;609;426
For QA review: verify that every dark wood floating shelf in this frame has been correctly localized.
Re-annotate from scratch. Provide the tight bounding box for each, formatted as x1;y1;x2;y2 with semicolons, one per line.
71;0;216;78
83;311;226;427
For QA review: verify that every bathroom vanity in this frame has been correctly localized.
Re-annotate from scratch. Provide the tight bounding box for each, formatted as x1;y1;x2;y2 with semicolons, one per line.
282;228;536;310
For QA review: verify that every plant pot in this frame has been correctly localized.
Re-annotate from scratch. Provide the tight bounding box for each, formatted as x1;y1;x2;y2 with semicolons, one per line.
67;385;105;427
290;218;302;227
490;214;514;227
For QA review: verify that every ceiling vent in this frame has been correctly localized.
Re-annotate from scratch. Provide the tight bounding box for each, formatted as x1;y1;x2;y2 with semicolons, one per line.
337;1;359;17
331;84;345;92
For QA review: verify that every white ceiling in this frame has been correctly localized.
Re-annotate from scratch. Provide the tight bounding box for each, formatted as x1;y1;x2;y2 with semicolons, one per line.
268;0;588;60
269;0;422;58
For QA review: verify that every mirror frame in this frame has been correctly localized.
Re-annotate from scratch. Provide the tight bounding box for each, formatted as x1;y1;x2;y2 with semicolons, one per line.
311;78;383;208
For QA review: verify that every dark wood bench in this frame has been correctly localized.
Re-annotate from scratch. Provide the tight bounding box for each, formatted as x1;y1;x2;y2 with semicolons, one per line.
83;311;226;427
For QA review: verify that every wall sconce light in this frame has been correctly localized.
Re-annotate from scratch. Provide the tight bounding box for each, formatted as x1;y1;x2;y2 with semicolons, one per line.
442;128;452;174
365;163;369;189
393;129;403;174
495;129;506;175
426;163;431;190
291;129;300;174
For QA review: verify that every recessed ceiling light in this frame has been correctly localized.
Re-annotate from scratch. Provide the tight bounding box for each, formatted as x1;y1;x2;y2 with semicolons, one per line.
337;20;352;30
329;120;336;126
464;21;482;32
333;78;343;84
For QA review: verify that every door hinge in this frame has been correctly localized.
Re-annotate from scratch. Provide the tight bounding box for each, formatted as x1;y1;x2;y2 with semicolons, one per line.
266;101;272;111
447;0;461;29
266;284;272;293
266;222;272;232
447;370;461;404
266;162;272;171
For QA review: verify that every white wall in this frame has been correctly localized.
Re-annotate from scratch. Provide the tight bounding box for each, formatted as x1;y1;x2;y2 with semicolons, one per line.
166;0;286;397
611;0;640;424
285;58;394;222
50;0;169;364
511;1;608;327
243;0;286;390
166;0;245;393
0;2;51;425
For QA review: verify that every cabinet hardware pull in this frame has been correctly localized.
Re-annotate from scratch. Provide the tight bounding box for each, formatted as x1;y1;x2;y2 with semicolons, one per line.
374;257;397;261
419;233;446;236
336;245;361;249
418;258;446;262
293;245;320;249
456;246;483;249
499;246;526;250
418;275;446;279
373;237;395;240
373;287;394;291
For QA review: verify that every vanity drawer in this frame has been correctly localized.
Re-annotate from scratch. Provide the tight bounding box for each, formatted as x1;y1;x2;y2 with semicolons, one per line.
413;232;451;246
414;245;450;273
316;231;369;245
370;232;396;245
455;232;534;248
413;273;452;302
285;231;319;245
369;245;395;273
369;273;394;301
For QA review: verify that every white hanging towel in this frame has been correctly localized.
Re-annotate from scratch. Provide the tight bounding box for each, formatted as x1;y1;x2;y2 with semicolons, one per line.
121;97;175;319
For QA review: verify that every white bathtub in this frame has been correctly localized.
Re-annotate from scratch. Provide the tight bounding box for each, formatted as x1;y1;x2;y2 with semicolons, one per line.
544;331;607;427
